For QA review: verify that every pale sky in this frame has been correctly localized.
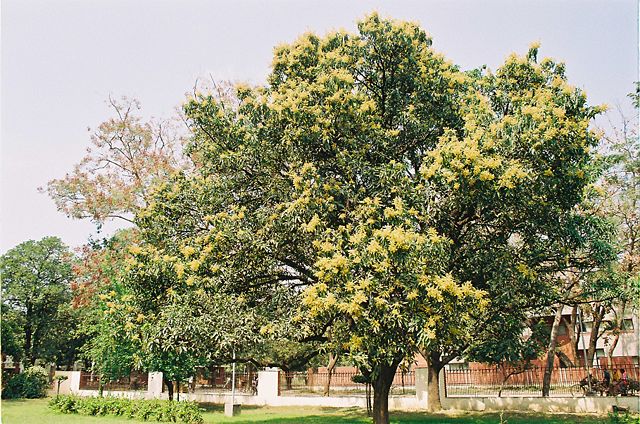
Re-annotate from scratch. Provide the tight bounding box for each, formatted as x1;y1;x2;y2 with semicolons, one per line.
1;0;638;253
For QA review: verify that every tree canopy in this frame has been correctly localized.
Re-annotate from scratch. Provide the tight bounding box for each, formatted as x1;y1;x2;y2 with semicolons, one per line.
116;13;615;423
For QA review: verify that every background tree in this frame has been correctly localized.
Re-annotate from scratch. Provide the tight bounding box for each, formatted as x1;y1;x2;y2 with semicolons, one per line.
43;96;187;225
593;84;640;367
0;237;76;365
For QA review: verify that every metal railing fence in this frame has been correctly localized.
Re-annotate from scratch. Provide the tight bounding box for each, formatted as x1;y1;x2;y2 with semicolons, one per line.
444;363;639;397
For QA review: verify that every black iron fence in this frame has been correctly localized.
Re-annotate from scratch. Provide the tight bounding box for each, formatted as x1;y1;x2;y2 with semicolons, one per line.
444;364;640;397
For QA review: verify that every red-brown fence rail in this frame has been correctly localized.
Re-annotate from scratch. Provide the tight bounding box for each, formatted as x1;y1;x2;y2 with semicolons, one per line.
279;369;415;396
191;368;257;394
444;364;640;397
79;371;148;391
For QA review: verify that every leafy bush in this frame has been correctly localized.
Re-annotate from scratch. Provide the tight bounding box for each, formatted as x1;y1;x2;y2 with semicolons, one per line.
2;366;50;399
48;395;203;424
609;409;639;424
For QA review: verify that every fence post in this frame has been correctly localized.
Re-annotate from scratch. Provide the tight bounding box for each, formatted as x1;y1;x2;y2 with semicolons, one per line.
257;368;280;405
147;372;164;399
415;367;429;409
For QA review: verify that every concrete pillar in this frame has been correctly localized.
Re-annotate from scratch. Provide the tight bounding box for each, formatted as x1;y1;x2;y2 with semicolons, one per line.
415;367;429;408
148;372;164;398
68;371;81;393
257;369;280;403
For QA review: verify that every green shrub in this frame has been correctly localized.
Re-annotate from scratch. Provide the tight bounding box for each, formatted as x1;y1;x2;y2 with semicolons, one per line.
48;395;204;424
2;366;49;399
609;410;639;424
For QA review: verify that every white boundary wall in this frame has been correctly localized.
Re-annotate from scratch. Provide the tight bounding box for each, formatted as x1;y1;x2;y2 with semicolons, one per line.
53;368;639;413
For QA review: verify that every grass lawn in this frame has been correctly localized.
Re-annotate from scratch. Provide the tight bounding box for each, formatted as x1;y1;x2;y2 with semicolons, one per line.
0;398;618;423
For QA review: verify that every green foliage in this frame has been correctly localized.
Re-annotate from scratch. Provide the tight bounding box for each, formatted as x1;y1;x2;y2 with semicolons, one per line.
608;410;638;424
76;230;144;383
2;366;50;399
48;395;204;424
1;304;24;361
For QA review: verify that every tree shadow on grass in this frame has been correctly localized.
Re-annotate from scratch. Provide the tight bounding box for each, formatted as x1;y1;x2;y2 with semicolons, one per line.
198;404;607;424
222;416;369;424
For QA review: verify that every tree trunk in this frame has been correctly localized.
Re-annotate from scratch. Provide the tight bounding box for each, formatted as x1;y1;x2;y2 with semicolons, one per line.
426;351;445;411
586;305;605;366
563;305;579;365
607;302;626;369
427;362;443;410
24;303;33;365
371;361;399;424
542;307;563;396
164;378;174;401
176;380;180;401
323;351;339;396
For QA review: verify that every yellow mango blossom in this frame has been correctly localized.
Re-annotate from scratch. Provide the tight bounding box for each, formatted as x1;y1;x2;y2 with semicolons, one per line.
189;260;201;272
180;245;196;258
407;289;419;301
323;293;337;307
175;263;185;278
479;170;495;181
128;245;143;255
304;214;321;232
423;327;436;340
499;164;528;189
426;286;443;301
352;291;367;304
427;228;442;244
349;335;363;349
366;239;383;254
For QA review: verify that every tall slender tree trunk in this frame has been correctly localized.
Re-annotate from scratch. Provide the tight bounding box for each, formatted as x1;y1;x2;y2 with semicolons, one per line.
607;302;626;369
542;307;563;396
563;305;579;365
586;305;605;367
323;351;338;396
164;378;174;401
24;302;33;365
24;324;33;365
372;361;399;424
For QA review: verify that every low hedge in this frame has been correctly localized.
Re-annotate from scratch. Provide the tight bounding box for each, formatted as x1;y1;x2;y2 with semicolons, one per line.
48;395;204;424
